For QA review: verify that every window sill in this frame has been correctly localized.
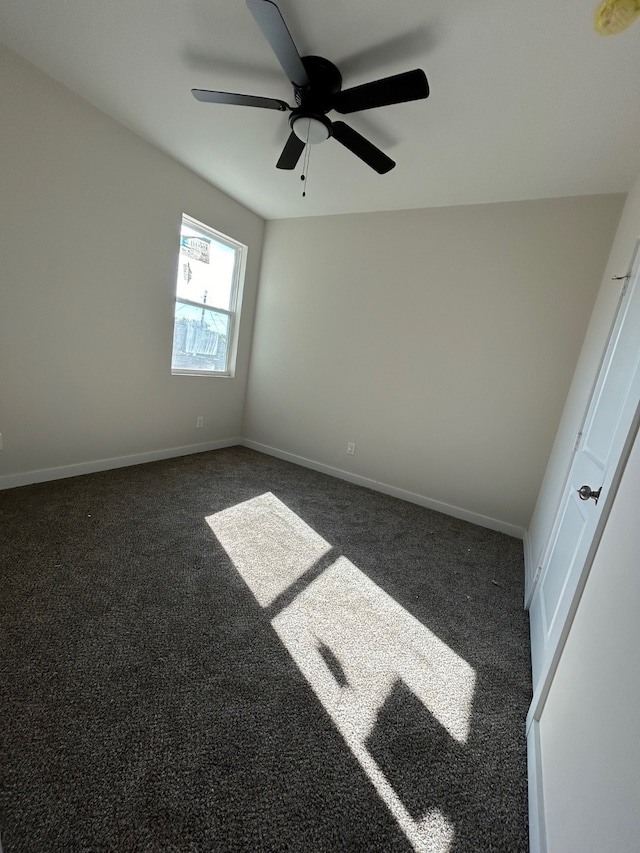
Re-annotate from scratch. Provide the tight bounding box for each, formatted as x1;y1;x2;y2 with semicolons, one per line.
171;368;234;378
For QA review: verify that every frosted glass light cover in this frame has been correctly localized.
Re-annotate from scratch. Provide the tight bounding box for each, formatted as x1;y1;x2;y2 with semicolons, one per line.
292;116;330;144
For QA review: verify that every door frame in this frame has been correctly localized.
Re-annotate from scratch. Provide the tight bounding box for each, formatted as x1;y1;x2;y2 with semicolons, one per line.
527;240;640;724
526;243;640;851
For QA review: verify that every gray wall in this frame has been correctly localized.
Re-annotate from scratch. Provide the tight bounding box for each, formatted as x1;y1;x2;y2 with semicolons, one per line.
0;45;265;484
243;199;623;532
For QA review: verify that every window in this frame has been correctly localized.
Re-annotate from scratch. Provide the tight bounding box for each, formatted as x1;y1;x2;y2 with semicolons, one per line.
171;214;247;377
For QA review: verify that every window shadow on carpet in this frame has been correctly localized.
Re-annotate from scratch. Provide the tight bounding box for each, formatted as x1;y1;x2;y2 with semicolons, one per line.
366;677;526;852
207;487;529;852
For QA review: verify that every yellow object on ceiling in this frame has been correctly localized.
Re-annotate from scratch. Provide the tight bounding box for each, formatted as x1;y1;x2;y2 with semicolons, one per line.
594;0;640;34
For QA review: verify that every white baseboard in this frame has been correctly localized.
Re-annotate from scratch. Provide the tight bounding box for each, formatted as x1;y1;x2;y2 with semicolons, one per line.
1;437;526;539
527;719;548;853
240;439;525;539
0;438;241;491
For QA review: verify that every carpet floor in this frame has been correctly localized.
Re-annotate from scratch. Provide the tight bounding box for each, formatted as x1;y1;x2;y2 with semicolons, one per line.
0;446;531;852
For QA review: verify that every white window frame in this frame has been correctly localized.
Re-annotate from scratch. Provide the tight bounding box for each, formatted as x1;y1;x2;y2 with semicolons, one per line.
171;213;247;378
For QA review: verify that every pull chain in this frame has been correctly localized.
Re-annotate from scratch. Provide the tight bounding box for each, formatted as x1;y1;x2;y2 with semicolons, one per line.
301;123;311;198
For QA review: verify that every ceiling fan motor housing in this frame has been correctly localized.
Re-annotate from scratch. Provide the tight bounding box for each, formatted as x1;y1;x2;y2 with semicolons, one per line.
295;55;342;110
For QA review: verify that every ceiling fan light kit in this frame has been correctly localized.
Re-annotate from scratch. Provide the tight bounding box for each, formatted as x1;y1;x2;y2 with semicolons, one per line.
191;0;430;176
292;115;331;144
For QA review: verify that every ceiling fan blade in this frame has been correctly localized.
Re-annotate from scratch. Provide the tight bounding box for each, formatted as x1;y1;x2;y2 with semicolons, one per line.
246;0;310;88
332;121;395;174
333;69;429;114
192;89;290;111
276;132;306;169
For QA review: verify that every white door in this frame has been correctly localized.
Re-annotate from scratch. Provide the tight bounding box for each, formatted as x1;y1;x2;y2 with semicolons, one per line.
528;245;640;691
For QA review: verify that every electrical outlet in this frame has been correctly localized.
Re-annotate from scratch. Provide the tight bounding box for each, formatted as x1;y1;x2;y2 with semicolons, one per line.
347;441;356;456
196;416;204;428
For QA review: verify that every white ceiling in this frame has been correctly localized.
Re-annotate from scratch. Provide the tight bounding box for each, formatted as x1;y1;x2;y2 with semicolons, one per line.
1;0;640;220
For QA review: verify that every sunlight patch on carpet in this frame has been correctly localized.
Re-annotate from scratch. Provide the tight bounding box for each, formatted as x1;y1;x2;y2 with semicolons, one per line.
207;492;476;853
207;491;331;607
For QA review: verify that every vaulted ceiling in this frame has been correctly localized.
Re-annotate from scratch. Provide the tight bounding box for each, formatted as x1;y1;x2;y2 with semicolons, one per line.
1;0;639;219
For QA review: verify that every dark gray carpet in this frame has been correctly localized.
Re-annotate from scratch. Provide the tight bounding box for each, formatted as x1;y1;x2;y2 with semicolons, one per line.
0;446;531;852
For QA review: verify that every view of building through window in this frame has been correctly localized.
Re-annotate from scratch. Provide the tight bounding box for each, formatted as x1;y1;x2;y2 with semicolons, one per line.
171;214;246;376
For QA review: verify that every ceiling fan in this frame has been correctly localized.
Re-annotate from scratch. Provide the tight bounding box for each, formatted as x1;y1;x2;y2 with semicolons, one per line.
192;0;430;175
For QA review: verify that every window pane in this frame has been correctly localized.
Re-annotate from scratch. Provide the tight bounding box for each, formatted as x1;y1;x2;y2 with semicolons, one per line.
171;302;231;372
176;222;236;311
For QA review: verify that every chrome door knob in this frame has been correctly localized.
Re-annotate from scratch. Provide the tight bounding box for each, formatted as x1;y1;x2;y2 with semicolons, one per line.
577;485;602;504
